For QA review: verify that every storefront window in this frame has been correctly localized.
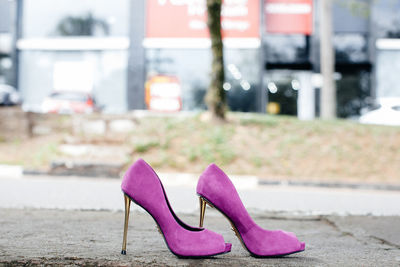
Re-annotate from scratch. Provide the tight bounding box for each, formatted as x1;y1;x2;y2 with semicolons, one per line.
225;49;260;112
145;48;260;112
265;70;299;116
336;71;371;118
19;50;128;113
334;34;368;63
372;0;400;38
264;35;309;63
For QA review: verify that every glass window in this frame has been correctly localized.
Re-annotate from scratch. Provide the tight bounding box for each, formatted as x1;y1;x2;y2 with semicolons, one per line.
264;35;309;63
225;49;260;112
334;34;368;63
265;70;299;116
145;48;260;112
336;71;371;118
333;0;369;33
22;0;129;37
372;0;400;38
146;48;210;111
19;50;128;113
0;0;11;33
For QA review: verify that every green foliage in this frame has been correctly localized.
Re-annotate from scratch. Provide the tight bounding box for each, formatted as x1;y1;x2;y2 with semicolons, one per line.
182;123;236;165
133;141;160;153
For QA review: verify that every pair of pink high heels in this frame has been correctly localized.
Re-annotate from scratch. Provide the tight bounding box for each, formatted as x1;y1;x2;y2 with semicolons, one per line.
121;159;305;258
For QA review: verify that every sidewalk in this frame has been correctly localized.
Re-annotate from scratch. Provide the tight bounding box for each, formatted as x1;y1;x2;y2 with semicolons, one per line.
0;208;399;266
1;174;400;215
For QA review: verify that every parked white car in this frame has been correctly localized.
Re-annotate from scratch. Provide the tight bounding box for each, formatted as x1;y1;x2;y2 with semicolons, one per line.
359;98;400;126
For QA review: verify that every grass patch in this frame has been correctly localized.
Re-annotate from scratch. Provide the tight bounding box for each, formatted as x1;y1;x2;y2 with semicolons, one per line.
239;113;280;127
133;141;160;153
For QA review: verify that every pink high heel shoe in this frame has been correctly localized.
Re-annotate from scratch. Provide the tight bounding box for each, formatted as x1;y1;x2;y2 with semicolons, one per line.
197;164;305;257
121;159;232;258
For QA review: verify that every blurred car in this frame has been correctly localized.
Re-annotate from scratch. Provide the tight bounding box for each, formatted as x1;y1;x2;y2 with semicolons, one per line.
0;84;21;106
41;91;98;114
359;98;400;126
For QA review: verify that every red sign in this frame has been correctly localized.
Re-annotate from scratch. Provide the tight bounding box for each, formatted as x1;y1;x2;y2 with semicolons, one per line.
146;0;259;39
265;0;313;35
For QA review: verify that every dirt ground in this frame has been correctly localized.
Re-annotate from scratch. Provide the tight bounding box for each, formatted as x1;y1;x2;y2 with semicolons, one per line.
1;107;399;184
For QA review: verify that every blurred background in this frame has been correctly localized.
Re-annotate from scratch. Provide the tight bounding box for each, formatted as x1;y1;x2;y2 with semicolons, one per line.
0;0;399;184
0;0;398;117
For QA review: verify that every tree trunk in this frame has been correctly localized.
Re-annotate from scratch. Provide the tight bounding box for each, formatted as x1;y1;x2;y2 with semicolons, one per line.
319;0;336;119
206;0;226;120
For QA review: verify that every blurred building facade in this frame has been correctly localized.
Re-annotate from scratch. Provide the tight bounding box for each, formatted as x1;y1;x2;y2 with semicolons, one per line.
12;0;130;113
0;0;13;85
7;0;400;117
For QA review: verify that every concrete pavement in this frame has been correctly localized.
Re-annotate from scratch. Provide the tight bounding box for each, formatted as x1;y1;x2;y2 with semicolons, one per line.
0;208;399;266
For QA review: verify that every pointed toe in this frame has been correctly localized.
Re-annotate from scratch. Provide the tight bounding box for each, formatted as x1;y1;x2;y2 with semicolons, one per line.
300;242;305;251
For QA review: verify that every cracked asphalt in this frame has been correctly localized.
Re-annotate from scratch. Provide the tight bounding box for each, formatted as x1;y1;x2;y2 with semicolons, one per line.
1;208;399;266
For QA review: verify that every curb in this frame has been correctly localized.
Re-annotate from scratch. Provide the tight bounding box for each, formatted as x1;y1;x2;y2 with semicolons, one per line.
258;180;400;192
48;161;122;178
0;165;23;178
2;164;400;192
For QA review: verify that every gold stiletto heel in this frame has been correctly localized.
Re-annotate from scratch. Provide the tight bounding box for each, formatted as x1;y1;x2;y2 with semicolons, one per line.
199;197;207;227
121;194;131;255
